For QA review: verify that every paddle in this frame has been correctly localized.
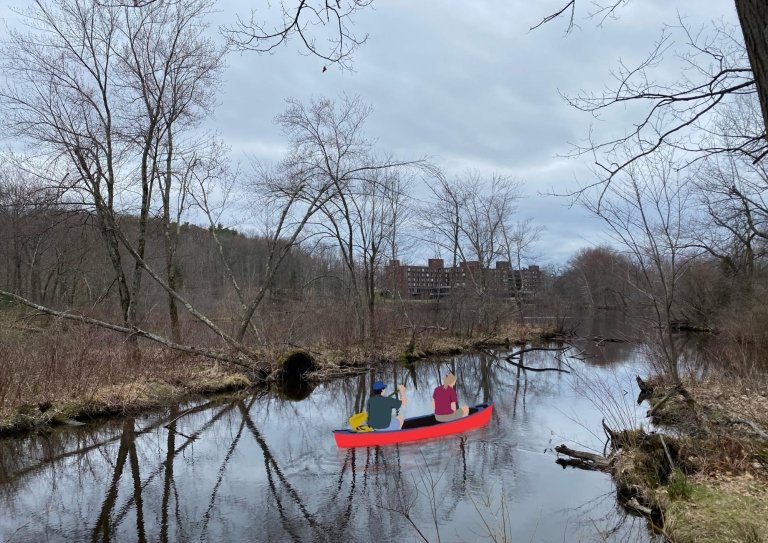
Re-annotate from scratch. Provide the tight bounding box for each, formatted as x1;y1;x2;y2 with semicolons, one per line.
388;388;400;416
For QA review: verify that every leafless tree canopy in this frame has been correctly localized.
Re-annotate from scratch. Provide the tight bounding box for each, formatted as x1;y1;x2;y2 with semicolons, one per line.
536;0;768;192
222;0;373;69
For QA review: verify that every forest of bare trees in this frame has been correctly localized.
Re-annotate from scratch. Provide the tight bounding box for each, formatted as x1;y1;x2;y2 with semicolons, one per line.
0;0;548;382
0;0;766;378
2;2;768;541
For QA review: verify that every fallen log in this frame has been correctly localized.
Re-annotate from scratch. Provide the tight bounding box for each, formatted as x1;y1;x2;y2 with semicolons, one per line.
725;418;768;440
554;444;611;470
625;497;654;517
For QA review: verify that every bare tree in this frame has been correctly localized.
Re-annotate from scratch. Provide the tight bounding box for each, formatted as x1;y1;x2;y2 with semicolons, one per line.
1;0;136;331
692;155;768;279
420;172;523;333
118;0;225;342
0;160;65;303
271;95;418;340
419;172;466;331
582;149;695;382
735;0;768;140
354;169;406;339
231;157;338;343
535;1;768;160
223;0;372;70
500;218;544;320
0;0;258;365
558;246;636;310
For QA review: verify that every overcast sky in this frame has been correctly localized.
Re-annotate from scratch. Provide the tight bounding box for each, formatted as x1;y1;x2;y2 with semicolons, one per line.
1;0;741;266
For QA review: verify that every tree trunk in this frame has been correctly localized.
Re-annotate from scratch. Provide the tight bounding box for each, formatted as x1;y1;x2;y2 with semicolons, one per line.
99;212;132;326
163;131;181;343
736;0;768;142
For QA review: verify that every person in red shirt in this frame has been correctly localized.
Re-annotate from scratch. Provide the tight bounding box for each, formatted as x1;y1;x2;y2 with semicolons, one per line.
432;372;469;422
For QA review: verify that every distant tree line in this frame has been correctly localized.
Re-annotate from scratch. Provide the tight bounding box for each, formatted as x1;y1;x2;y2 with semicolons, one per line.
0;1;543;366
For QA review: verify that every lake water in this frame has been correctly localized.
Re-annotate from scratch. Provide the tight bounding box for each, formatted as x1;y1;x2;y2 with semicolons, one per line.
0;336;663;542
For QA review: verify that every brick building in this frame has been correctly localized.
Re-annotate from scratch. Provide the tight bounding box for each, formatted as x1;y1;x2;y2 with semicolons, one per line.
384;258;542;300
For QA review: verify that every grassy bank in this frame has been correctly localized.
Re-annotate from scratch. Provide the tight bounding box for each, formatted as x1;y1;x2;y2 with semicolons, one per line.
588;376;768;542
0;319;544;437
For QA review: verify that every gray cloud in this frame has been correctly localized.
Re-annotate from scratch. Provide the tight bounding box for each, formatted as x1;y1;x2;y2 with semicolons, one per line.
2;0;740;265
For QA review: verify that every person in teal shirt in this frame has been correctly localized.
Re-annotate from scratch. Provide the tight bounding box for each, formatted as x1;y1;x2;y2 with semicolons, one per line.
367;381;407;431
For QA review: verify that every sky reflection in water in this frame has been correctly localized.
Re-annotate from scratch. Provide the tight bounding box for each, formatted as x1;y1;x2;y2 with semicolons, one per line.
0;341;663;542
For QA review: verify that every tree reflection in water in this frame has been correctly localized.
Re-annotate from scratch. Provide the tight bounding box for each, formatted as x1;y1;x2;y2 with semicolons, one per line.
0;343;663;542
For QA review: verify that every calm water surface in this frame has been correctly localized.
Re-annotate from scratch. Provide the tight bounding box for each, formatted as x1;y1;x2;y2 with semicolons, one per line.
0;338;662;542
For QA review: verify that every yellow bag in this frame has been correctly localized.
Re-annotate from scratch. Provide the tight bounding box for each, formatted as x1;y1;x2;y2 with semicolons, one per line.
348;412;374;432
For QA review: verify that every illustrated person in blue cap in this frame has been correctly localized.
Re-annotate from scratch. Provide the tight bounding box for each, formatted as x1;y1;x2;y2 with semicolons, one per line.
367;380;407;431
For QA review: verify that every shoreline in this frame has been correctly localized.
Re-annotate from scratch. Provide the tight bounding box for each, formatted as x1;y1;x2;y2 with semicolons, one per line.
557;375;768;542
0;323;545;439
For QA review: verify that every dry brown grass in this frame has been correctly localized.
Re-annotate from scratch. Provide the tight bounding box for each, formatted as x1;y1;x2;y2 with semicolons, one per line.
0;322;251;435
0;300;545;435
605;373;768;542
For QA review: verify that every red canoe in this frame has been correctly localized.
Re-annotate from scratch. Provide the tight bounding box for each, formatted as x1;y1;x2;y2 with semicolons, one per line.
333;403;494;448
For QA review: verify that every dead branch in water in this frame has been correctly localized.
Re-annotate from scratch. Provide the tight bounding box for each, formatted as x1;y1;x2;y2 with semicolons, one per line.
554;444;612;470
482;347;571;373
505;346;569;358
505;358;570;374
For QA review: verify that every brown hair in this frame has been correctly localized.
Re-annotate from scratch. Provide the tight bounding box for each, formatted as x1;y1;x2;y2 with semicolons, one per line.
442;372;457;388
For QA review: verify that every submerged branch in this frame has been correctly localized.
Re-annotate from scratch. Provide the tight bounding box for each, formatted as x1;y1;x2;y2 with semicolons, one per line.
505;358;570;374
482;347;571;373
554;444;611;470
505;346;569;358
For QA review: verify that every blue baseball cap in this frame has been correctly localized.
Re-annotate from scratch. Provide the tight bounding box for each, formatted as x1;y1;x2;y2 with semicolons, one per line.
372;380;387;391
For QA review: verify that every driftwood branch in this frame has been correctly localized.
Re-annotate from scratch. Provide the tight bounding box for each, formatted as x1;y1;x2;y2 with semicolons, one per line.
554;444;611;470
725;418;768;440
659;434;675;470
482;348;571;373
0;289;257;369
505;358;570;374
506;346;568;358
625;497;654;517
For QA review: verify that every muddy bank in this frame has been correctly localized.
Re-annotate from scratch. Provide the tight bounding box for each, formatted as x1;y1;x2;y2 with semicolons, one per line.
557;376;768;542
0;366;253;437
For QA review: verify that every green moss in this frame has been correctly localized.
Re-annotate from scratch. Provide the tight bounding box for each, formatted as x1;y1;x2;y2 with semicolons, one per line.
398;351;421;363
58;403;83;418
666;484;768;543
